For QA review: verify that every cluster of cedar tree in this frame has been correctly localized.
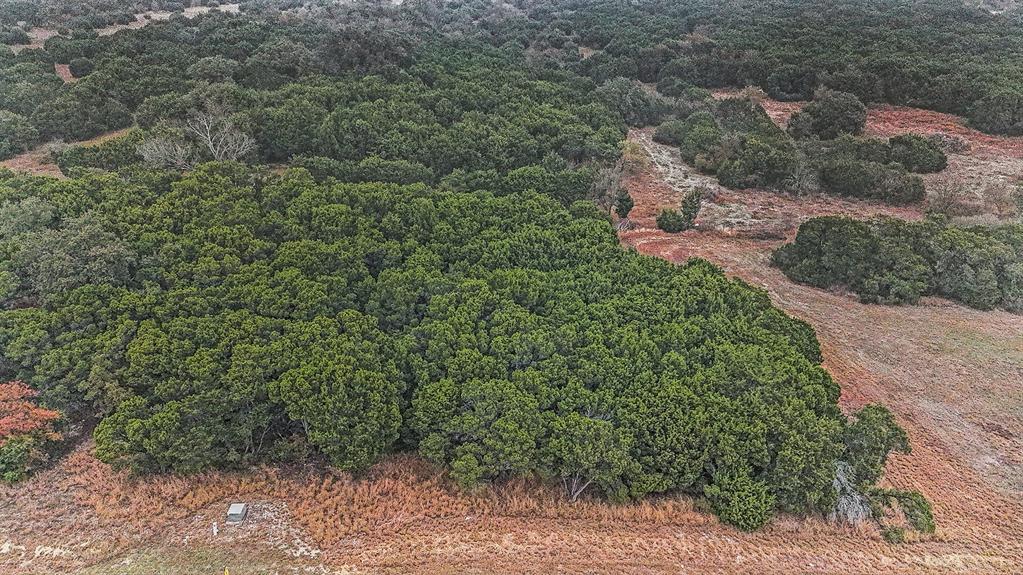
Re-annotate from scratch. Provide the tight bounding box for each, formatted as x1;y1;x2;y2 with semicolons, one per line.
2;0;994;536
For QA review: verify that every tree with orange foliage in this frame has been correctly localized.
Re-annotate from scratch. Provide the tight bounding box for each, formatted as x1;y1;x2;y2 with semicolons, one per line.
0;381;60;482
0;381;60;443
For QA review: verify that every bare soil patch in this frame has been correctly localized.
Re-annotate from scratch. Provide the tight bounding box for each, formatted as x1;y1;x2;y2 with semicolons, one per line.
53;63;75;83
96;4;241;36
0;128;132;179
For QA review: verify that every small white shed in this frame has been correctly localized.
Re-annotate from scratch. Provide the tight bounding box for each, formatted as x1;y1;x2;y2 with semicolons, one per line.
226;503;249;523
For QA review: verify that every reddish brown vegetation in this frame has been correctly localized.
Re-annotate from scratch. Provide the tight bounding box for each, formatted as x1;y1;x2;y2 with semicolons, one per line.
53;63;75;83
866;105;1023;160
0;381;60;444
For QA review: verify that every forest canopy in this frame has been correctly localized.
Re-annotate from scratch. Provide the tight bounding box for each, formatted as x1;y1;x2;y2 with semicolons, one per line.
0;0;948;535
0;162;905;531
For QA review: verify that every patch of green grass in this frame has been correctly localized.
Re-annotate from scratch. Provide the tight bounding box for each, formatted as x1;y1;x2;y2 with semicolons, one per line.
79;545;303;575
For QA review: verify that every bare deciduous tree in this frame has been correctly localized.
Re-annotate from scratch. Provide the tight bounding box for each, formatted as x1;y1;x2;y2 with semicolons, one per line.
185;106;256;162
589;158;625;214
982;180;1017;219
137;136;194;170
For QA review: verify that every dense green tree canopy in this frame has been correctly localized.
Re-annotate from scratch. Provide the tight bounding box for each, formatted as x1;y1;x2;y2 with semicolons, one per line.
0;0;935;534
0;162;905;530
774;216;1023;312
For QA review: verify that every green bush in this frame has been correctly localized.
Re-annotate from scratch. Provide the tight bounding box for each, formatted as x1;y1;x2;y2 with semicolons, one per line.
824;134;891;164
596;77;673;127
704;471;775;531
881;526;906;544
0;110;39;161
656;190;702;232
775;216;1023;312
0;437;32;483
717;136;800;189
653;119;687;146
843;405;910;486
352;156;435;185
54;130;143;174
969;90;1023;136
614;191;634;218
68;57;95;78
712;98;801;188
788;90;867;140
656;208;688;232
677;111;724;169
819;160;925;204
888;134;947;173
1;27;30;46
930;227;1011;310
870;488;936;541
766;65;818;101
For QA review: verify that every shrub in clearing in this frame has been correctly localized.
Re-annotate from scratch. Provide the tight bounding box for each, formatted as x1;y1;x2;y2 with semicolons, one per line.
888;134;947;173
656;208;688;232
774;216;1023;312
614;191;634;218
826;134;891;164
788;89;867;140
870;488;936;543
677;111;723;169
653;119;687;146
656;189;702;232
717;136;800;189
819;159;925;204
0;438;32;483
680;188;703;224
68;57;95;78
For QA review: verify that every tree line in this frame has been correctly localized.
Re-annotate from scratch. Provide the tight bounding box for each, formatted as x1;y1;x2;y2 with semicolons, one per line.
499;0;1023;135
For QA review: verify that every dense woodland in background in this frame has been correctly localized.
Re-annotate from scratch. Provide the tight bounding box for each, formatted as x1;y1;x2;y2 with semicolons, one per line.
12;0;1023;538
